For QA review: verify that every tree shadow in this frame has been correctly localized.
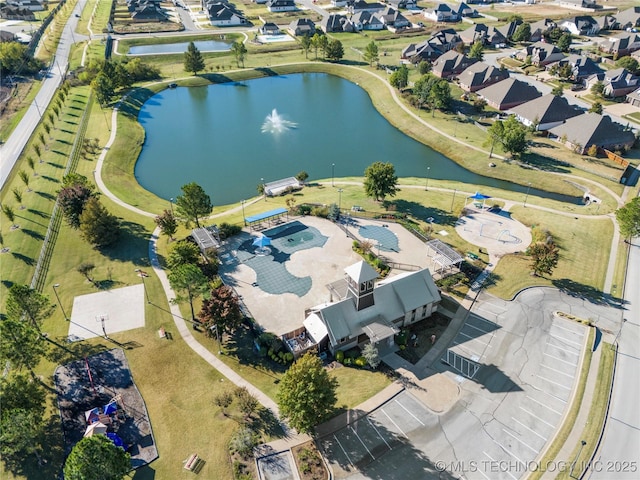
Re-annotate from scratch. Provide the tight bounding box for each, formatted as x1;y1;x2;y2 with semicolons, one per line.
551;278;626;308
521;152;571;173
249;406;286;439
224;323;288;376
20;228;45;241
11;252;34;265
27;208;50;218
97;220;150;264
392;200;459;227
119;88;156;118
35;191;56;201
38;175;59;183
199;72;234;83
131;465;156;479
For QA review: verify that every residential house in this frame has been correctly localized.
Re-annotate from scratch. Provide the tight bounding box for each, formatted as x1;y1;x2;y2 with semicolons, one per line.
352;11;384;31
626;87;640;107
457;2;478;18
205;2;247;26
600;31;640;57
557;0;599;8
555;54;603;82
349;0;385;14
529;19;556;42
0;5;36;20
286;261;441;355
321;14;355;33
496;20;522;40
477;78;542;110
267;0;296;12
259;22;281;35
330;0;348;6
548;113;635;154
423;4;460;23
595;15;618;32
0;30;16;42
517;41;565;66
560;16;600;36
460;23;488;45
602;68;640;97
131;4;169;22
5;0;45;11
614;7;640;31
386;0;417;9
288;18;316;37
401;28;461;62
432;50;477;79
510;94;583;131
376;7;410;29
458;62;509;92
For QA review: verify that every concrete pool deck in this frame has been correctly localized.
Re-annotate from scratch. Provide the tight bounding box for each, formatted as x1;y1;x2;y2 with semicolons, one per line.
217;215;433;335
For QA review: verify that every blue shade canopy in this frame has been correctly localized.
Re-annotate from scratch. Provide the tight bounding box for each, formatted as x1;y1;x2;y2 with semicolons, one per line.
103;402;117;415
107;432;124;448
468;192;491;200
252;236;272;248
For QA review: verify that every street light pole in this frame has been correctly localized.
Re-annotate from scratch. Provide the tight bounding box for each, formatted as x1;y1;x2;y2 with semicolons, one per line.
169;197;174;214
338;188;343;215
332;163;335;187
524;182;532;207
52;284;68;321
450;189;457;213
135;269;150;304
570;440;587;478
425;166;430;191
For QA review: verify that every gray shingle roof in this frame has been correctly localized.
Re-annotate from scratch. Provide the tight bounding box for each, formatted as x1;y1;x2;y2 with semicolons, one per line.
510;94;582;125
477;78;541;108
548;113;636;150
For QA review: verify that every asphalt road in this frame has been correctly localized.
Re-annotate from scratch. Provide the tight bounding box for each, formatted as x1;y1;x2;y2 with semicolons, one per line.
588;228;640;480
0;0;88;189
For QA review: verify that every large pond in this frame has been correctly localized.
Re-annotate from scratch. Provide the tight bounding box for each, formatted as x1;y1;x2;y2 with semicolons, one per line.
128;40;230;55
134;73;576;205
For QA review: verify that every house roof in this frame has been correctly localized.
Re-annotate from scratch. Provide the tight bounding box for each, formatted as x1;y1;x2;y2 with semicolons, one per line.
289;17;315;32
460;23;487;44
510;94;582;125
477;78;541;108
615;6;640;29
345;260;378;284
432;50;476;76
458;62;508;88
548;113;636;150
626;87;640;102
318;268;441;345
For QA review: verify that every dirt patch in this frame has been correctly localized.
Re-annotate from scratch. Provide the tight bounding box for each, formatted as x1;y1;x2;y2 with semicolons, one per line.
292;441;328;480
53;348;158;469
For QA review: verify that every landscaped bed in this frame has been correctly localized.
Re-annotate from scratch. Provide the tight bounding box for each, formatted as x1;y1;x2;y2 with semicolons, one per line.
395;312;452;364
53;348;158;468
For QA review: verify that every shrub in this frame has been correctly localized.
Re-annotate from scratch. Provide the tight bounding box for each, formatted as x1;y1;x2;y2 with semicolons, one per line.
259;346;267;357
219;222;242;239
258;332;277;347
298;204;312;215
343;357;352;365
311;206;329;218
285;352;294;363
355;356;367;367
335;350;344;362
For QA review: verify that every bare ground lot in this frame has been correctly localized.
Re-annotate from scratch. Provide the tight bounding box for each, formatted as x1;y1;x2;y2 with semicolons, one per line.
53;348;158;469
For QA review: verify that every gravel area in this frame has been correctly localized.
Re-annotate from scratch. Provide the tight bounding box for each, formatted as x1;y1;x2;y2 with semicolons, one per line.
53;348;158;469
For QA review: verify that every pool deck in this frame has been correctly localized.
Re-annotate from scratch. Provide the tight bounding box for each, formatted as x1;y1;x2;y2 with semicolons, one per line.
218;215;433;336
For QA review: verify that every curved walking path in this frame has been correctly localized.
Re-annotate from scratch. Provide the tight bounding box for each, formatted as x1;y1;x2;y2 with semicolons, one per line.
91;62;626;432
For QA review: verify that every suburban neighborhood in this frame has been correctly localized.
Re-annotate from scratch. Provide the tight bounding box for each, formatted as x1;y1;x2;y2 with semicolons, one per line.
1;0;639;479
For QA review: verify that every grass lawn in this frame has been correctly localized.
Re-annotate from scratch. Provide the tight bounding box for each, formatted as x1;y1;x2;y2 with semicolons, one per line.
330;366;392;411
0;79;42;142
487;208;613;300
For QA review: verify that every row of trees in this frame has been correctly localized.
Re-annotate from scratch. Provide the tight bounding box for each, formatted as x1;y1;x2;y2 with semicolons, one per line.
57;173;120;248
299;33;344;62
88;57;161;106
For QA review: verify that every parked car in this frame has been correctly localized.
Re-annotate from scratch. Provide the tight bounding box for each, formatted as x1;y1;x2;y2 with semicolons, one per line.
571;84;585;91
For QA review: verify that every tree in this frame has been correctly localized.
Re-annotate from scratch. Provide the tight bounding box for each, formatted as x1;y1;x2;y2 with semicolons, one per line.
512;23;531;42
43;122;51;138
326;39;344;62
295;171;309;183
473;97;487;112
175;182;212;228
418;60;431;75
33;144;42;163
91;72;115;107
363;161;399;202
589;101;603;114
486;116;528;158
1;204;17;228
12;188;23;209
551;84;564;97
155;209;178;240
0;409;45;472
277;352;338;433
64;435;130;480
0;318;47;378
168;263;210;321
300;34;312;59
77;262;96;285
389;64;409;90
6;284;53;330
616;56;639;75
312;33;328;59
228;426;258;458
590;81;604;98
429;79;452;112
556;33;572;52
199;285;243;335
58;183;94;228
0;373;46;416
615;197;640;239
214;391;233;416
362;342;380;369
363;41;379;66
184;42;205;75
27;156;36;175
79;197;120;248
18;170;30;191
469;41;484;60
167;240;201;269
234;386;259;419
231;41;247;68
529;241;559;277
